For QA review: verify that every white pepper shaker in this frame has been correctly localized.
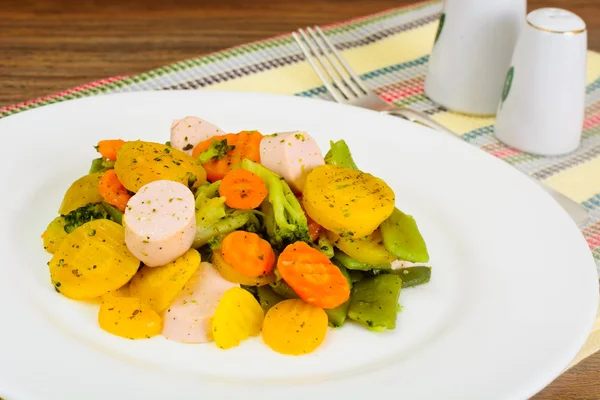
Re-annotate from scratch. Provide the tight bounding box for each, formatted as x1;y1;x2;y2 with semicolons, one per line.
424;0;526;116
494;8;587;156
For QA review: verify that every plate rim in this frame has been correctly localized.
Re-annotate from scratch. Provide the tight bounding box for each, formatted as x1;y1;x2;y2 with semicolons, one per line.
0;89;597;400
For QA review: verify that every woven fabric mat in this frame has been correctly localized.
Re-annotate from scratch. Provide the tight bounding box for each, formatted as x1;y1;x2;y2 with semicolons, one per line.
2;0;600;368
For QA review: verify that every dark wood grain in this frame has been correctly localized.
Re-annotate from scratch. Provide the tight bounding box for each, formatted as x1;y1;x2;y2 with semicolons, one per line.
1;0;598;107
1;0;600;398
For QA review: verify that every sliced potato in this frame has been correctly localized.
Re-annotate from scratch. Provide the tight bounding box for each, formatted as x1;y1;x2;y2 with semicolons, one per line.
42;216;68;254
212;251;276;287
328;229;396;265
101;282;131;302
211;287;264;349
58;173;104;215
262;299;328;355
114;140;206;192
98;297;162;339
49;219;140;300
129;249;201;313
302;165;395;238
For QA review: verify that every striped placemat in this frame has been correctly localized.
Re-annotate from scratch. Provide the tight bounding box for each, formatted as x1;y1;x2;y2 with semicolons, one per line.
2;0;600;367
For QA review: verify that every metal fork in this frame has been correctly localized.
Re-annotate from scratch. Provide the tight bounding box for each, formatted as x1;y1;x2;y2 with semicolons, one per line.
293;26;590;227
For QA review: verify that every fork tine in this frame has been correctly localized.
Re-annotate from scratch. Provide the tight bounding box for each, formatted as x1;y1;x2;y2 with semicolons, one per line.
315;26;369;94
307;27;363;98
305;27;360;98
292;32;345;103
297;28;354;100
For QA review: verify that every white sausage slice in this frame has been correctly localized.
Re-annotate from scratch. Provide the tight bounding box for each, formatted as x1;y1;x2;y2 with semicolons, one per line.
170;116;223;155
259;131;324;193
124;180;196;267
162;262;238;343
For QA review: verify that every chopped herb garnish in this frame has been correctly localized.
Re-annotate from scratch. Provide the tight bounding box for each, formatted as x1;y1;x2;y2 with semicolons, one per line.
186;172;197;188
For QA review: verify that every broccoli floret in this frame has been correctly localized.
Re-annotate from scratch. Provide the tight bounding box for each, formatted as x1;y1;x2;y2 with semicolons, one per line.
101;201;124;224
197;139;235;164
192;179;266;248
195;181;227;229
62;203;120;233
240;159;310;249
89;157;115;174
192;181;246;247
207;234;226;250
243;211;263;234
195;181;222;209
193;210;252;248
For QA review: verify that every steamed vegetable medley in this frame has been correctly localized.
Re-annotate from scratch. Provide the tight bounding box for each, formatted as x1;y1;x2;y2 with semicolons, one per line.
41;116;432;355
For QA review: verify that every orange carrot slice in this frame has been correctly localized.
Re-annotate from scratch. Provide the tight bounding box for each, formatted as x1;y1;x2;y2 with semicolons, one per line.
97;139;126;161
213;251;276;286
219;168;267;210
192;130;263;182
229;130;263;167
192;134;238;182
221;231;275;278
98;169;131;212
277;241;350;309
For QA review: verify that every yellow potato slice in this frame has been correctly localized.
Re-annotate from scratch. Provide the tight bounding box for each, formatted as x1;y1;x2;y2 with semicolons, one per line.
262;299;328;355
303;165;395;238
211;287;264;349
101;282;131;302
58;173;104;215
114;140;206;192
129;249;201;313
42;216;68;254
49;219;139;300
98;296;162;339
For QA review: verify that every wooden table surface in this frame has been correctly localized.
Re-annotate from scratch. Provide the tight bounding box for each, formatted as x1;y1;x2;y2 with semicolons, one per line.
1;0;599;398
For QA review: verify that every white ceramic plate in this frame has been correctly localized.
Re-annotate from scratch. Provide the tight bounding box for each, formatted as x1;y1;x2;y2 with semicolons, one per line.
0;91;597;400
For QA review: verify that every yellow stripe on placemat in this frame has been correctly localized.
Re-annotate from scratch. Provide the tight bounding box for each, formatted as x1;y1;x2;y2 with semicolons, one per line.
543;157;600;203
431;112;495;135
587;51;600;84
204;22;438;96
341;22;437;74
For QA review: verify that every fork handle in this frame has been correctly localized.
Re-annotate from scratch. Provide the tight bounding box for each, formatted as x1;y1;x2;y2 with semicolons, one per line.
383;107;590;227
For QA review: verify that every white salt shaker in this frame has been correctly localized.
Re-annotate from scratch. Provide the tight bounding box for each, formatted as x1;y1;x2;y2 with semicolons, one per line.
424;0;526;116
495;8;587;156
